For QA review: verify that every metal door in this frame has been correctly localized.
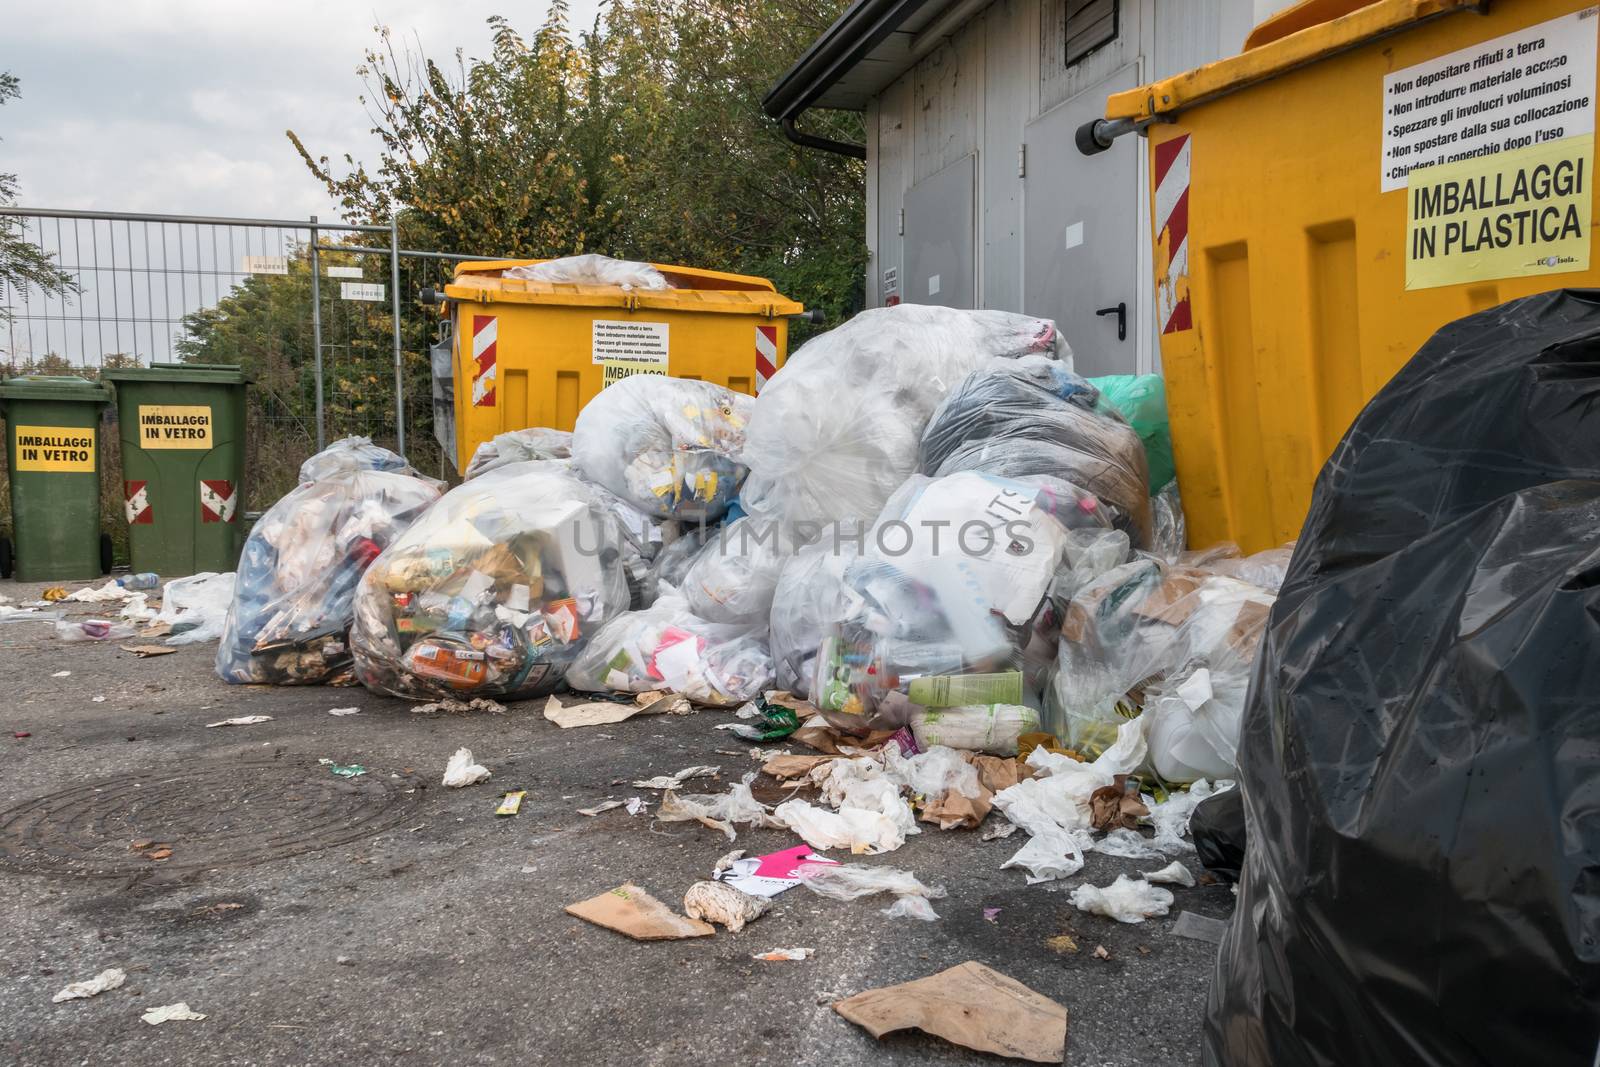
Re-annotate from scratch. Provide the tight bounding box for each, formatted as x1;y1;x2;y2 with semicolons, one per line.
904;155;976;309
1024;64;1141;376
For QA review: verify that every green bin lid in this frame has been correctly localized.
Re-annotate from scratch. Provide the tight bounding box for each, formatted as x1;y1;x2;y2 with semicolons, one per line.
101;362;252;385
0;374;113;403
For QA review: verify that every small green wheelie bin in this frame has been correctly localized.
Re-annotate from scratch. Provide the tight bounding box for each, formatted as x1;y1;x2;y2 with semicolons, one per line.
0;374;113;581
101;363;250;577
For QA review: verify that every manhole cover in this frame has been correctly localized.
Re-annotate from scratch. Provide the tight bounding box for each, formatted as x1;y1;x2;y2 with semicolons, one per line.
0;760;424;878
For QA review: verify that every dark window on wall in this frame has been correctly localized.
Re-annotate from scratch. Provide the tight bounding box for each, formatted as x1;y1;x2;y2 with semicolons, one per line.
1064;0;1118;67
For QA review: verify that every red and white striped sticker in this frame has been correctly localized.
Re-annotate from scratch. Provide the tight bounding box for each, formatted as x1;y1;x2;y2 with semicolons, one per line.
471;314;498;407
755;325;778;393
199;479;237;524
1154;134;1192;335
124;480;152;525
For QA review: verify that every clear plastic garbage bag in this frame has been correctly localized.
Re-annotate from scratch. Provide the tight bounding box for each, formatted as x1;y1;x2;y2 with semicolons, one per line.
217;470;442;685
1046;559;1273;770
678;517;794;625
813;471;1078;726
770;538;859;698
921;356;1153;548
565;595;773;707
464;427;573;480
298;436;423;485
503;254;670;291
351;462;631;700
740;305;1066;529
572;375;752;522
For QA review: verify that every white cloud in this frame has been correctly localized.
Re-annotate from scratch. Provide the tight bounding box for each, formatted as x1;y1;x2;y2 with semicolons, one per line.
3;0;602;220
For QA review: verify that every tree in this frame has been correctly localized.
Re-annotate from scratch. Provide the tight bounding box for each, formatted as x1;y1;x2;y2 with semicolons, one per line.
0;73;75;319
286;1;866;327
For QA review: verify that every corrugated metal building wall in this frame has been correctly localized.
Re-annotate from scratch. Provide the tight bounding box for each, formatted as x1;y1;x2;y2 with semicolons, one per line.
864;0;1256;375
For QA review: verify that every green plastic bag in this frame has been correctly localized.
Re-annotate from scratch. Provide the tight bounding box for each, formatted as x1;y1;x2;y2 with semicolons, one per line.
1090;374;1175;493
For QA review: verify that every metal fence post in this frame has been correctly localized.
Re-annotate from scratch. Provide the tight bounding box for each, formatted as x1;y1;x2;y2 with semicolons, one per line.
390;216;404;455
309;215;325;452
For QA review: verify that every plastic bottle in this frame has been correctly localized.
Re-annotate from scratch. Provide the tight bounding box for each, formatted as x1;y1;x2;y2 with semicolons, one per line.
116;572;160;591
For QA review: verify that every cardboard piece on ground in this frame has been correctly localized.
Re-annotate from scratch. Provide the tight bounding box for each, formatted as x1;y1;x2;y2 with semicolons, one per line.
1088;774;1149;832
920;786;991;831
565;883;715;940
833;961;1067;1064
544;695;643;729
121;644;177;658
761;753;834;780
971;754;1026;793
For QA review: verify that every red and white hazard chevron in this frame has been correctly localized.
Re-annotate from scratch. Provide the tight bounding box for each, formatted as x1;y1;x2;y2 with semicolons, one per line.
1154;134;1192;335
199;479;237;524
755;325;778;393
124;480;152;525
471;314;498;407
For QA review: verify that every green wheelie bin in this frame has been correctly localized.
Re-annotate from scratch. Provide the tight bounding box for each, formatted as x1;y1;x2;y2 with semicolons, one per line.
0;374;113;581
102;363;250;577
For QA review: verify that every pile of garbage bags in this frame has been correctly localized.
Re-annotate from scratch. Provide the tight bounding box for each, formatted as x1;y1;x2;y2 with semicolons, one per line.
216;302;1293;800
572;375;751;521
350;462;632;700
1204;290;1600;1067
217;467;443;685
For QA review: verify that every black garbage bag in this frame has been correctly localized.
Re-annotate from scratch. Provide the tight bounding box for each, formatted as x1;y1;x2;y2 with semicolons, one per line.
1207;289;1600;1067
1189;788;1244;884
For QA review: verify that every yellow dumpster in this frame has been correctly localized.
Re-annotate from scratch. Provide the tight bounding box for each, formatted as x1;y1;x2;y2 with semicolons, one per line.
1098;0;1600;552
435;260;804;472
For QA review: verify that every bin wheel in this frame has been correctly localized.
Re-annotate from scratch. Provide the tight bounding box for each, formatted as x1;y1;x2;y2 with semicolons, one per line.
0;537;12;579
100;534;113;576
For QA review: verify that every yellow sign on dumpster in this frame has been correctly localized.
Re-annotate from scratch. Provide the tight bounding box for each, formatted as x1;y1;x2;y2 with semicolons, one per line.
1406;133;1593;290
14;425;96;472
137;404;214;449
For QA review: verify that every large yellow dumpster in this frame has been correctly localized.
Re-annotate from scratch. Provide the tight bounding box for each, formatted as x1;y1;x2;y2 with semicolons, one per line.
437;260;804;472
1104;0;1600;552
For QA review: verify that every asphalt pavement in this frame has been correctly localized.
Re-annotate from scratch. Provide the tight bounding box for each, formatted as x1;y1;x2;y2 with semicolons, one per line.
0;576;1233;1066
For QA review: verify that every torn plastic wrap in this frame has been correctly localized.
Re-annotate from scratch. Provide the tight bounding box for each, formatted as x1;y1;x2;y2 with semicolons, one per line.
572;375;752;522
678;517;793;625
1206;290;1600;1067
813;471;1078;730
297;435;427;485
740;305;1065;529
565;595;772;707
920;356;1153;548
464;427;573;480
1047;558;1272;779
1149;482;1186;562
217;470;442;685
770;539;859;698
503;254;671;291
350;462;631;700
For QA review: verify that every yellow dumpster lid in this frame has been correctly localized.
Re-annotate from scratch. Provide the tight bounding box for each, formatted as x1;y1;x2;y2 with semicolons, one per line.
1105;0;1481;123
443;260;806;317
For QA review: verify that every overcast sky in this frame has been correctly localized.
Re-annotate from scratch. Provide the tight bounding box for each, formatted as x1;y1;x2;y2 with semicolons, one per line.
4;0;603;221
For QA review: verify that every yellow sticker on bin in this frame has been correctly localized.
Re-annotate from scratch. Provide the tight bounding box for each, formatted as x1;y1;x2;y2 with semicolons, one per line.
14;425;96;472
1406;134;1593;291
137;405;213;449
